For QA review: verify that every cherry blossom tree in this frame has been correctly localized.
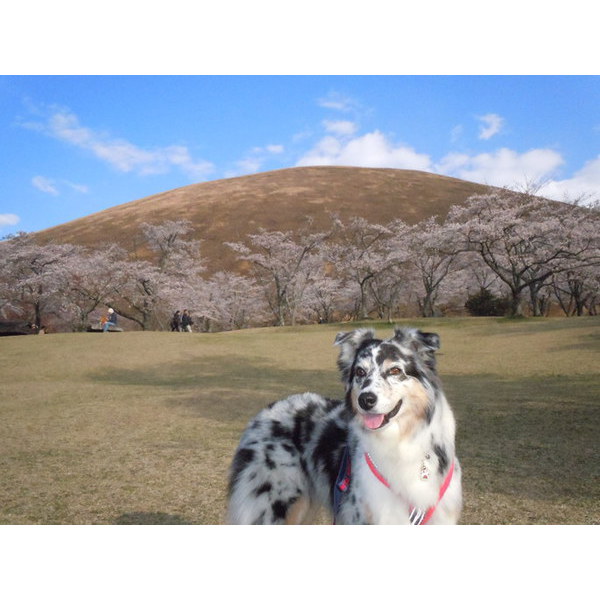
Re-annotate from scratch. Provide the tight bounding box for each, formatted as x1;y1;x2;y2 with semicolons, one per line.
326;216;395;320
204;271;267;330
550;265;600;316
5;192;598;333
0;237;17;319
392;217;462;318
0;233;77;328
108;259;165;329
447;189;600;316
59;244;128;330
458;252;507;299
226;222;329;326
368;263;415;321
140;220;203;274
111;221;207;329
281;244;357;325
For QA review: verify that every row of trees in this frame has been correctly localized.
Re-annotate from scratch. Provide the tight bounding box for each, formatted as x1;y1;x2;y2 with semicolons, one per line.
1;188;599;332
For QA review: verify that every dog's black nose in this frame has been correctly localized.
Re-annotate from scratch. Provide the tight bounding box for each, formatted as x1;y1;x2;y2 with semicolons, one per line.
358;391;377;411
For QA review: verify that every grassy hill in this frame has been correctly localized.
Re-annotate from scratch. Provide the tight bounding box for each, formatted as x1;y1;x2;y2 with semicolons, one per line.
33;167;494;273
1;317;598;525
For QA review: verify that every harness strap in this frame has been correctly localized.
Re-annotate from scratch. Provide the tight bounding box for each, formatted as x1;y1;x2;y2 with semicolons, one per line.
417;459;455;525
365;452;455;525
333;447;455;525
333;446;351;524
364;451;391;487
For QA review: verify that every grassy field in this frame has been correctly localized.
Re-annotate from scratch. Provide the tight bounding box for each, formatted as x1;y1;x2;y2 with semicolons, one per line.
0;317;598;525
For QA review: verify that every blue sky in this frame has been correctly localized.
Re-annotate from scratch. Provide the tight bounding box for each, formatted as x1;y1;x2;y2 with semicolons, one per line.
1;75;598;237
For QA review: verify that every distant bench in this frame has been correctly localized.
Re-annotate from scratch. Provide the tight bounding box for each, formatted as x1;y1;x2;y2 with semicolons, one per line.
87;323;124;333
0;321;43;336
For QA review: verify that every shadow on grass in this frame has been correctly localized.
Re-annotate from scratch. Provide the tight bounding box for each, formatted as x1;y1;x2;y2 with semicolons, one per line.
88;354;342;422
473;316;600;338
89;353;334;391
550;331;600;352
115;512;192;525
445;374;599;509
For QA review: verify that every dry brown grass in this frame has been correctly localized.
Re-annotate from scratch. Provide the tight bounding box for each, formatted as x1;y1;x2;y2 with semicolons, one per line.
0;317;598;525
33;167;492;274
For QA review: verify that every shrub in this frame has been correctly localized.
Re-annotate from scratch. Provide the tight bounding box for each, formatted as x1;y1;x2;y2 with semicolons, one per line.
465;288;509;316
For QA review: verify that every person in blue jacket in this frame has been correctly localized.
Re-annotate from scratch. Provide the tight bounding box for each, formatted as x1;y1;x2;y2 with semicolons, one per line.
103;308;118;332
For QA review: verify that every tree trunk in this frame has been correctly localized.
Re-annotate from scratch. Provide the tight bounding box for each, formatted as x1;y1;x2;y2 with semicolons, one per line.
34;300;42;329
419;292;435;318
508;289;524;317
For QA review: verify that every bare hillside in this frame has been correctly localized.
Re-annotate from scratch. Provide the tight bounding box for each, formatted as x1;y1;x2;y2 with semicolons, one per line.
34;167;493;273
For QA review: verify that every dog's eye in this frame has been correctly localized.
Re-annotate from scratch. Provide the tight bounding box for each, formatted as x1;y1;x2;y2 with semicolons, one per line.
355;367;367;378
389;367;403;377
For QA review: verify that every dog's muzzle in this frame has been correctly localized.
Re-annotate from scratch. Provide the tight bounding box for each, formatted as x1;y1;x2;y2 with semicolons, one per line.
358;392;403;430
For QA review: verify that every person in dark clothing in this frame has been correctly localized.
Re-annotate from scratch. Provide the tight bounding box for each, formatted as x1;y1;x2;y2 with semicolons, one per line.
102;308;118;332
181;309;194;332
170;310;182;332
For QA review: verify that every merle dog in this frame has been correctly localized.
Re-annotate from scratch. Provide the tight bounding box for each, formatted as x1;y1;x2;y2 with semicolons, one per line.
227;327;462;525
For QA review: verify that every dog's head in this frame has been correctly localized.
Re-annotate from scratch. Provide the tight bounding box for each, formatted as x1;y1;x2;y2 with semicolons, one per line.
334;327;441;433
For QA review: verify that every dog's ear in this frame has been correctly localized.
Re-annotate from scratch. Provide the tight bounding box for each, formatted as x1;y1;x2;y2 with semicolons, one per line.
416;331;440;352
334;328;376;385
393;327;440;372
415;330;440;372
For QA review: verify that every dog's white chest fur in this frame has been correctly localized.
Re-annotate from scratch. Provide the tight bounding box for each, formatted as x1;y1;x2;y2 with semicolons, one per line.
336;433;447;524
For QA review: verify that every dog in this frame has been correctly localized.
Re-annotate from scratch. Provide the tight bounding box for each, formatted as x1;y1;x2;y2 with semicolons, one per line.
226;326;462;524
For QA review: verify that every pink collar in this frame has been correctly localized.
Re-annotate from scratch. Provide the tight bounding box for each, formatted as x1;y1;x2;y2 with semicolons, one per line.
364;452;455;525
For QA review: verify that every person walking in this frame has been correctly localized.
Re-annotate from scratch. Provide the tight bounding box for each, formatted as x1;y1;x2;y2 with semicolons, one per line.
181;309;194;332
170;310;182;332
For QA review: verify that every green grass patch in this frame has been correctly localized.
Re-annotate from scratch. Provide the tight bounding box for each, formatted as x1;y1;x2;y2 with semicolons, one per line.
0;317;598;524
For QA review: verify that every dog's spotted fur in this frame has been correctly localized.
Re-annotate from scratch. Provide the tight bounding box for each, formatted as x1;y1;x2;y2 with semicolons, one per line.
227;327;462;524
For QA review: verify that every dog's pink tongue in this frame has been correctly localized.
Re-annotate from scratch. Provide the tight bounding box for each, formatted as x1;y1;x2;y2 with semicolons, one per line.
363;413;385;430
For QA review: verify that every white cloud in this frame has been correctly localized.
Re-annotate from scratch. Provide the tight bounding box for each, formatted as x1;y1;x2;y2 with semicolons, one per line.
296;130;432;170
32;175;59;196
64;181;90;194
317;92;358;112
436;147;564;187
232;156;263;176
292;130;313;144
22;106;214;180
441;149;599;203
477;113;504;140
0;214;20;227
436;152;470;174
266;144;284;154
450;124;464;144
226;143;286;178
160;145;215;179
298;124;576;195
32;175;90;196
323;120;358;137
538;154;600;202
